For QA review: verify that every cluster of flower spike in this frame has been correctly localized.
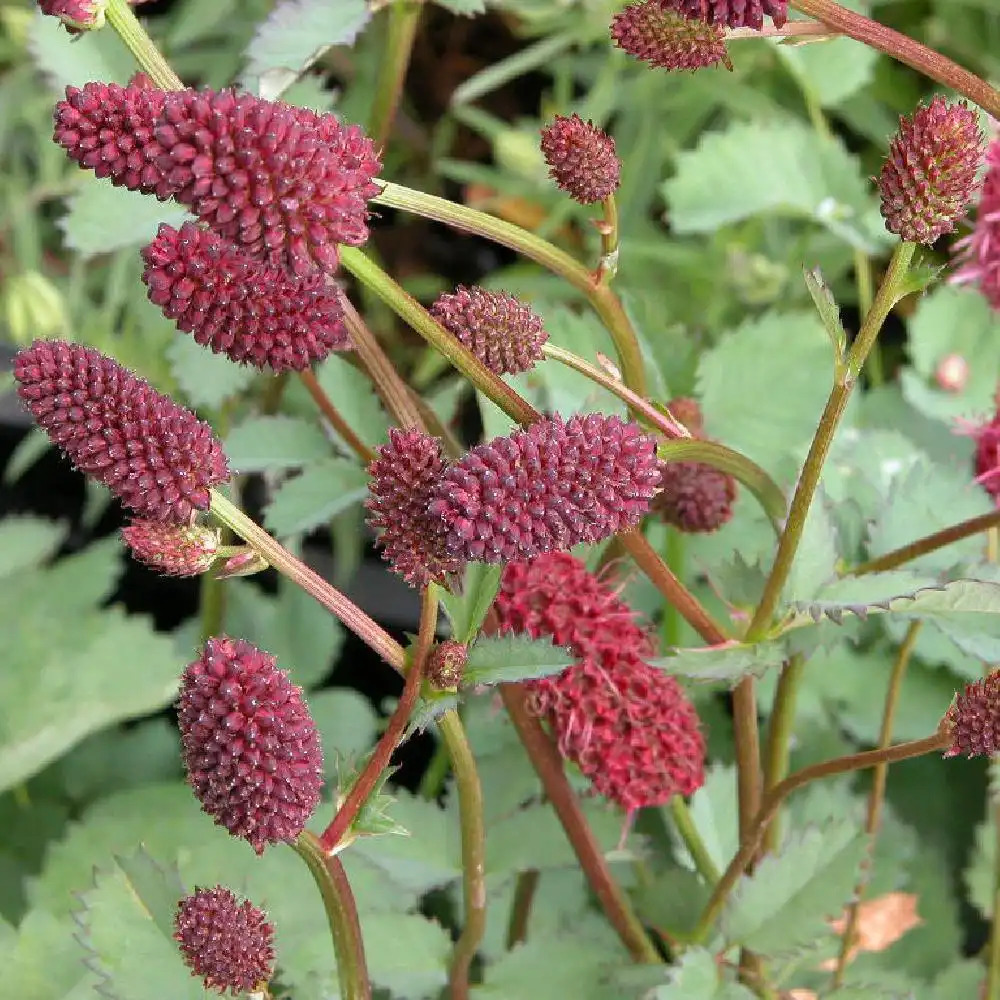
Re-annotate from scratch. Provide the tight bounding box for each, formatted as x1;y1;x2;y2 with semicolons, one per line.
612;1;730;71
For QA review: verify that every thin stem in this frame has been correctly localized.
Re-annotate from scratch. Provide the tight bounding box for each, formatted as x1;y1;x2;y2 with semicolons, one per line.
669;797;720;885
339;246;540;426
830;622;922;988
500;684;661;963
298;369;375;464
691;730;949;943
292;831;372;1000
368;0;423;148
319;588;437;853
506;870;540;948
105;0;183;90
853;250;881;386
793;0;1000;119
438;710;487;999
660;529;685;650
419;739;452;799
209;490;406;670
727;20;835;38
594;195;619;285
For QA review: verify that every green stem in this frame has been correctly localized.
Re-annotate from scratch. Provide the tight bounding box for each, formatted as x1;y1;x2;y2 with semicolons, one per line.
594;195;619;285
506;869;540;948
419;739;452;799
292;832;372;1000
372;181;647;395
368;0;423;148
793;0;1000;119
209;490;406;670
830;621;922;989
105;0;183;89
438;710;487;999
761;654;805;852
660;529;685;650
501;683;661;963
299;368;375;464
669;797;720;885
746;241;916;641
339;246;540;426
853;250;881;386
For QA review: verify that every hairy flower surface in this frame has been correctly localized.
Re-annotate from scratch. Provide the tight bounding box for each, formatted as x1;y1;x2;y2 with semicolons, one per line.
494;552;705;810
878;97;983;245
54;82;382;275
943;672;1000;758
122;519;220;576
178;637;323;853
611;2;729;71
653;459;737;532
427;640;468;690
968;412;1000;504
175;886;275;994
38;0;106;29
429;413;659;563
430;286;547;375
953;137;1000;309
142;223;349;371
540;115;621;205
14;340;228;523
366;428;463;588
663;0;787;28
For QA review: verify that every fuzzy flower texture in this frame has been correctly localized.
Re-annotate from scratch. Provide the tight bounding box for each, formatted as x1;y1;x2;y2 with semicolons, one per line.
661;0;787;29
953;135;1000;310
121;519;220;577
943;672;1000;758
612;1;730;72
494;552;705;811
540;115;620;205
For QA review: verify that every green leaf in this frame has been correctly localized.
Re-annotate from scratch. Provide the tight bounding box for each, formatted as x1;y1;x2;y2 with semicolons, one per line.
4;908;87;1000
166;335;255;410
311;354;390;450
0;517;64;580
802;266;847;365
439;563;503;644
109;848;186;940
963;817;993;919
928;961;985;1000
59;178;191;258
308;688;379;774
651;641;787;683
224;414;331;472
264;457;370;536
822;985;915;1000
362;912;452;1000
722;819;868;955
433;0;487;15
684;765;739;877
663;120;883;251
28;10;137;92
634;867;711;940
463;634;574;687
784;493;840;602
650;948;757;999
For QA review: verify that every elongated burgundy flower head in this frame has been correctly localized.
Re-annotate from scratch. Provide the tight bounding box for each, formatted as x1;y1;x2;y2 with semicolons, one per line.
178;637;324;853
175;887;275;994
121;519;220;577
430;286;547;376
366;428;463;588
429;413;659;563
662;0;787;28
494;552;705;811
14;340;228;524
54;81;382;275
540;115;620;205
943;672;1000;758
142;223;350;371
953;136;1000;309
611;2;730;72
878;97;983;245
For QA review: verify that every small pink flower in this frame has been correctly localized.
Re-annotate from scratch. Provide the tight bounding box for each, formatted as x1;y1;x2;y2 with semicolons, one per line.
955;402;1000;504
934;354;970;393
540;115;621;205
611;2;730;72
38;0;106;30
121;519;220;577
953;135;1000;309
942;672;1000;758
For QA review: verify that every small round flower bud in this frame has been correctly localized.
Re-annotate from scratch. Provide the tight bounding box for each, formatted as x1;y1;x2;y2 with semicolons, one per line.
540;115;621;205
38;0;107;31
653;459;737;532
430;286;547;376
366;428;464;588
13;340;229;524
178;637;324;853
122;519;220;577
611;2;730;72
427;640;467;690
952;137;1000;310
494;552;705;811
878;97;984;245
429;413;660;563
174;886;275;994
142;224;350;372
943;672;1000;758
663;0;787;29
935;354;970;393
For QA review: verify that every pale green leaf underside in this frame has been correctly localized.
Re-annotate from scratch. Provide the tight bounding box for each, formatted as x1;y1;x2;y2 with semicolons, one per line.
464;634;574;687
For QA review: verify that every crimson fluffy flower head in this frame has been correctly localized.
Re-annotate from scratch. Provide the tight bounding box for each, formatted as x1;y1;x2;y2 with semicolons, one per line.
427;640;468;690
178;637;324;853
429;413;660;563
662;0;787;28
14;340;229;524
142;223;350;371
121;518;220;577
430;286;547;376
494;552;705;810
942;672;1000;758
967;411;1000;504
653;459;737;532
54;82;382;276
878;97;984;245
611;2;730;72
540;115;620;205
174;886;275;994
366;428;464;588
38;0;107;30
953;136;1000;309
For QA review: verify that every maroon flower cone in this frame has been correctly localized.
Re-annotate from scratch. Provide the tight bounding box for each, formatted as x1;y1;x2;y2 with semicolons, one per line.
494;552;705;811
611;2;730;72
121;518;220;577
38;0;107;30
429;413;660;563
54;81;382;275
142;223;350;371
540;115;621;205
653;460;737;532
878;97;984;245
663;0;787;29
430;286;547;376
942;672;1000;758
175;886;275;994
366;428;464;588
427;639;468;690
13;340;229;524
953;136;1000;309
178;637;324;853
